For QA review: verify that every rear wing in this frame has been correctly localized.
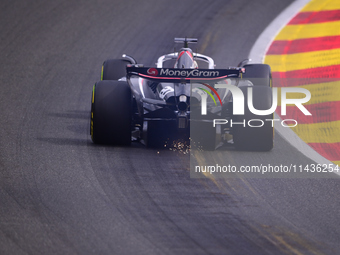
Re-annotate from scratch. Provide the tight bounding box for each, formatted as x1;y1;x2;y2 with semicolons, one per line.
174;37;197;48
126;65;242;83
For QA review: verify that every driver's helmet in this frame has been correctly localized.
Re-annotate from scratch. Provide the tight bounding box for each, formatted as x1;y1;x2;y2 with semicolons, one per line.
174;48;198;69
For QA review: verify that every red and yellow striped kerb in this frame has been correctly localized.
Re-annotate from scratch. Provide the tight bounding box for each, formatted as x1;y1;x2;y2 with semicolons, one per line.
265;0;340;166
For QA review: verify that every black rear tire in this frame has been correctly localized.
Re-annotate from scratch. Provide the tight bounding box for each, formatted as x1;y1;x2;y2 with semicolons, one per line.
101;59;131;80
190;104;217;151
232;86;273;151
91;80;132;145
190;121;217;151
242;64;271;87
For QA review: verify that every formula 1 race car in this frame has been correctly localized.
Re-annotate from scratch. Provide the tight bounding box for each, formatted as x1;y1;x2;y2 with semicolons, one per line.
90;38;273;151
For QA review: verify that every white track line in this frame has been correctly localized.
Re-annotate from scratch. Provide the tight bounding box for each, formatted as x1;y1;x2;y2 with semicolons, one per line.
249;0;311;64
249;0;339;174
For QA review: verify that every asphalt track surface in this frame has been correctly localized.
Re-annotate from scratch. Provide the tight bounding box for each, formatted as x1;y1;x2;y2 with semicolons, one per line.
0;0;339;254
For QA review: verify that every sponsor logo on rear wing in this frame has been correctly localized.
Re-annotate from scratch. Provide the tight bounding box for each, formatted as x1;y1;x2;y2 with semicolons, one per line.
126;66;242;82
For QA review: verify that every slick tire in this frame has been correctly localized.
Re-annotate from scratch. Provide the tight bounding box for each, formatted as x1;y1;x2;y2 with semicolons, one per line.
190;104;217;151
232;86;273;151
91;80;132;145
242;64;271;87
190;121;217;151
101;59;132;80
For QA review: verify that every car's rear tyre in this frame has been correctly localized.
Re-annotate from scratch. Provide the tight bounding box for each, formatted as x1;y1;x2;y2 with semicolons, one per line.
190;121;217;151
101;59;132;80
242;64;271;87
232;86;273;151
91;80;132;145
